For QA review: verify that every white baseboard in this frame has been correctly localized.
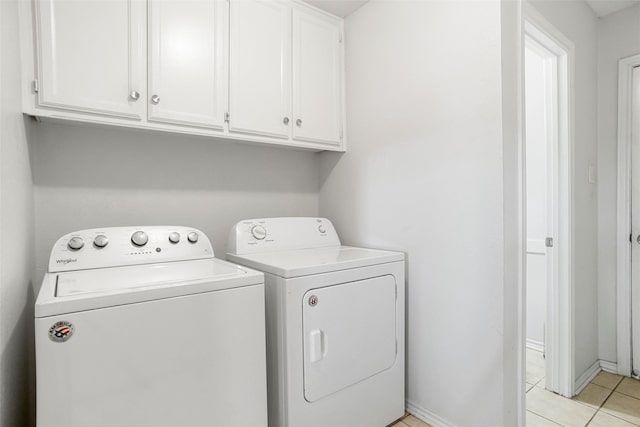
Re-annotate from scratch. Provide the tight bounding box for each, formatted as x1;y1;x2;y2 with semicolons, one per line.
526;339;544;353
600;360;618;374
574;360;601;395
406;399;454;427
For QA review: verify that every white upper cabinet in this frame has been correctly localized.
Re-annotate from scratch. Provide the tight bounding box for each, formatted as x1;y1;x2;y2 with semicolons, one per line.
34;0;145;119
24;0;346;151
229;0;291;139
148;0;227;129
292;8;343;145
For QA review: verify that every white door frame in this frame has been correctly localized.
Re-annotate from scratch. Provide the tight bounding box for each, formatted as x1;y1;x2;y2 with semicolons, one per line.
523;3;575;398
616;54;640;377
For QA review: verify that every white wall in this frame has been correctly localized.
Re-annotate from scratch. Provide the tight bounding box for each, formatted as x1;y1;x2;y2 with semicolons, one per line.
597;4;640;366
30;121;320;282
319;1;518;425
527;0;599;381
0;0;36;425
525;46;548;349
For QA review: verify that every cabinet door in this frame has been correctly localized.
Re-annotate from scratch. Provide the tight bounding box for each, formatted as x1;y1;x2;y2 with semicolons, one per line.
148;0;227;129
229;0;290;139
292;9;343;145
35;0;145;119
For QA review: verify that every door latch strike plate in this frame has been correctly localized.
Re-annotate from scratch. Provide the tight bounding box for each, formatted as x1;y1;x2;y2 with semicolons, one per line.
545;237;554;248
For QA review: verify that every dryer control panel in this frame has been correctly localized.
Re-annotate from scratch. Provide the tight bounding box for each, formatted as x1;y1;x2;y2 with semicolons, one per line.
48;226;213;272
227;217;341;255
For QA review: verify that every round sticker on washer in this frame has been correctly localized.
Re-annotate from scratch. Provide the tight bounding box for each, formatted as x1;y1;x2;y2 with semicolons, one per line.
48;321;74;343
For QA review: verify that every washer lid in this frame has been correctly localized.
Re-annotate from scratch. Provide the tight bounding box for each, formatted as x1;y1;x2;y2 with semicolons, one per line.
226;246;404;278
36;258;263;317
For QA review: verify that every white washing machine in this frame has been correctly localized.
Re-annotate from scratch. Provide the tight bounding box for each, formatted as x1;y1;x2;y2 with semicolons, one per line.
227;217;405;427
36;226;268;427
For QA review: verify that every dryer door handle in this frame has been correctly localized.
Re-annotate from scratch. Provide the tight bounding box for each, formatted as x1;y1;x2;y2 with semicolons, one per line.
309;329;328;363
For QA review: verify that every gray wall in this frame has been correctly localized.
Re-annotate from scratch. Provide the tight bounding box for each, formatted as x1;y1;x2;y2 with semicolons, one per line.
596;4;640;366
30;121;320;283
319;1;517;424
0;0;36;425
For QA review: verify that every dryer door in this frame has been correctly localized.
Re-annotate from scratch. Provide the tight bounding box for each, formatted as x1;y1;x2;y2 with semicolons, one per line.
302;275;397;402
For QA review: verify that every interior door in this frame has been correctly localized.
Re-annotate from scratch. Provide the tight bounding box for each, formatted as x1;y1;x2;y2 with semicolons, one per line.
524;43;552;359
35;0;145;119
292;8;342;145
228;0;290;139
630;66;640;374
302;275;397;402
147;0;227;129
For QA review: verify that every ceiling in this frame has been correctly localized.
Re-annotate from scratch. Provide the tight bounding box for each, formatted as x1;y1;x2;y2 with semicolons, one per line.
305;0;640;20
302;0;368;17
585;0;640;17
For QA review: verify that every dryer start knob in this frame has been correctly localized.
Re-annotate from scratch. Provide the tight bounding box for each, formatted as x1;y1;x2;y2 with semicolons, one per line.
251;225;267;240
168;232;181;244
67;236;84;250
131;231;148;247
187;232;199;243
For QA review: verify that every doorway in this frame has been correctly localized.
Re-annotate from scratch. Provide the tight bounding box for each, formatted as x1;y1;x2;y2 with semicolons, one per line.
629;65;640;376
523;4;574;400
616;55;640;378
611;55;640;427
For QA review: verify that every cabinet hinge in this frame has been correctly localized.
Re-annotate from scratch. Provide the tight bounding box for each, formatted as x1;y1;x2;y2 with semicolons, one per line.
32;79;39;93
224;112;230;123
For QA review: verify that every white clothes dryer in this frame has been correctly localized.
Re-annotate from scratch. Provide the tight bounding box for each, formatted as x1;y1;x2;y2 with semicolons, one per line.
36;226;267;427
227;217;405;427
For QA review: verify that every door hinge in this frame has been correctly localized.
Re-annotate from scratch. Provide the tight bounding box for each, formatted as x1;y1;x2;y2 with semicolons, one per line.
32;79;39;93
224;112;230;123
545;237;554;248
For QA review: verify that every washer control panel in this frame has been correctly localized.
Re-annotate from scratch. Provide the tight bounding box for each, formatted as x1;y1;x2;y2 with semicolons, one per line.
227;217;340;255
49;226;212;272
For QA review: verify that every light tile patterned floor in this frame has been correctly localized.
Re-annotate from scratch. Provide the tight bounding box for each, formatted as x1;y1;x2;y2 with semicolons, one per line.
389;414;432;427
388;350;640;427
526;348;640;426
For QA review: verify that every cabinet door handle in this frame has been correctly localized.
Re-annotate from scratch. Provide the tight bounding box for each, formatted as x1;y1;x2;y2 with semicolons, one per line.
283;117;289;125
129;90;140;101
296;118;302;127
151;95;160;104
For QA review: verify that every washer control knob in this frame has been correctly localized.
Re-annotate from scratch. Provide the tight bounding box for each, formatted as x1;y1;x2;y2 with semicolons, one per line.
93;235;109;248
67;237;84;250
131;231;148;247
187;232;199;243
169;232;181;244
251;225;267;240
318;225;326;234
